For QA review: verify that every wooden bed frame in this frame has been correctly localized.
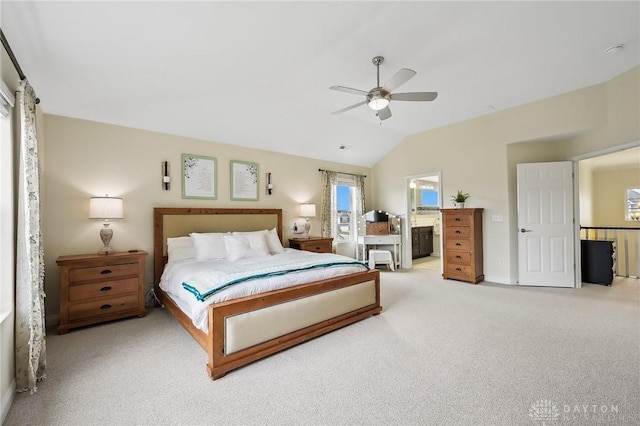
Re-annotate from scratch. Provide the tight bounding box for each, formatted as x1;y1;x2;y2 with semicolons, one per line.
153;207;381;380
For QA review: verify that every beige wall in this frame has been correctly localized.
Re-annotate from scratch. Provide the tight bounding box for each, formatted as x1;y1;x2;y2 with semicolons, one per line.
373;66;640;284
41;115;372;323
579;160;595;227
591;166;640;227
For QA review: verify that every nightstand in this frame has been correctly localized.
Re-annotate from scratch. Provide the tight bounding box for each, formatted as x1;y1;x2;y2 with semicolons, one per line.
288;237;333;253
56;251;148;334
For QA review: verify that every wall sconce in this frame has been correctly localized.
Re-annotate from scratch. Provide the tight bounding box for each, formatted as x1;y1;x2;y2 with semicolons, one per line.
299;203;316;239
267;172;273;195
162;161;171;190
89;195;123;255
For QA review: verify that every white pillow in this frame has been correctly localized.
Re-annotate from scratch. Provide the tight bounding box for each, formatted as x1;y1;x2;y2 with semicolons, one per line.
224;233;270;261
190;232;228;261
233;229;284;254
265;228;285;254
167;236;195;263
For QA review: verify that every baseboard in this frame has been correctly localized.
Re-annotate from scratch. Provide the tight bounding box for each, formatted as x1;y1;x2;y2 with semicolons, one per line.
1;379;15;424
483;275;515;285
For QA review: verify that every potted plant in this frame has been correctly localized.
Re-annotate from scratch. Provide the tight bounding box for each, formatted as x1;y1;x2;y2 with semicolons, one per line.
450;190;470;208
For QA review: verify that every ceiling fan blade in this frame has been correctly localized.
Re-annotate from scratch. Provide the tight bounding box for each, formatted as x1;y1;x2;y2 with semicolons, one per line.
329;85;369;96
332;100;367;115
382;68;416;93
377;106;392;121
390;92;438;102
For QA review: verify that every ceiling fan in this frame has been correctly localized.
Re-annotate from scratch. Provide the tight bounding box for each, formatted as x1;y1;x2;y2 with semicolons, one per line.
330;56;438;121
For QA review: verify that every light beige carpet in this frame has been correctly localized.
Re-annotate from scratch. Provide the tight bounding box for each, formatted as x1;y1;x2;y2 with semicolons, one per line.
412;256;441;271
5;270;639;425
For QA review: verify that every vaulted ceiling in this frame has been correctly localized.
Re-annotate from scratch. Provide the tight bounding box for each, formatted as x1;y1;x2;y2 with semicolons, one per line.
2;1;638;167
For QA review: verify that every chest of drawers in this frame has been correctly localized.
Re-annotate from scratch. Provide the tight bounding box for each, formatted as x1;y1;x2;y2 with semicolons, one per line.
288;237;333;253
56;251;148;334
441;208;484;284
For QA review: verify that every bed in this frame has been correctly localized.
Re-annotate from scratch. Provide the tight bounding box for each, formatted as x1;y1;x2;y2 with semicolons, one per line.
153;207;382;380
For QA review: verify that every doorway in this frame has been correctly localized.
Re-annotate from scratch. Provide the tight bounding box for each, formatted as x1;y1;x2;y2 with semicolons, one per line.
406;172;442;271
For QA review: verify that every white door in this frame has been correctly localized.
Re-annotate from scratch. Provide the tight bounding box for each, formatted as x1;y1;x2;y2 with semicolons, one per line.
517;162;575;287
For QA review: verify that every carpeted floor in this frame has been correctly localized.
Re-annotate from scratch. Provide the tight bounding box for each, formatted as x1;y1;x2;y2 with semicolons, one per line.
5;270;640;426
412;256;441;271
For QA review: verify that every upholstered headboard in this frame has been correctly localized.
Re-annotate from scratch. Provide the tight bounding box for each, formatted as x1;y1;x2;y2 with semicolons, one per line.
153;208;283;287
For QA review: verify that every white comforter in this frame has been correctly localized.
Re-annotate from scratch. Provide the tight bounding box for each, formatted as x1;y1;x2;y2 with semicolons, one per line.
159;249;368;332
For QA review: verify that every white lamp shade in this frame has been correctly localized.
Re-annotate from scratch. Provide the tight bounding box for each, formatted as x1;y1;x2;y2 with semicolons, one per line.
299;203;316;218
89;197;123;219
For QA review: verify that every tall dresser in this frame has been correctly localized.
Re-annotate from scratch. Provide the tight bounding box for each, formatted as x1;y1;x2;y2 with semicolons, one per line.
441;208;484;284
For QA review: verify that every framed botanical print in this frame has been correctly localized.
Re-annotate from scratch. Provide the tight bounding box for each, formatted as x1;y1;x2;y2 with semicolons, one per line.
182;153;217;199
230;160;259;201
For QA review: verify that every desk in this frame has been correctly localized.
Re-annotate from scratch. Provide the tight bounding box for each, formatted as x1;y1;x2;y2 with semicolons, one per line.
357;235;402;269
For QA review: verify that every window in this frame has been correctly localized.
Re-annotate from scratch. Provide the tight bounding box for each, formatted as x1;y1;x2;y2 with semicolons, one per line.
335;180;357;241
0;94;14;322
332;175;359;242
627;188;640;221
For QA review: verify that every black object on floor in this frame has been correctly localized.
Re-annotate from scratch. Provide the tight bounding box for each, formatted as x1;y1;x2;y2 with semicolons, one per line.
581;240;615;285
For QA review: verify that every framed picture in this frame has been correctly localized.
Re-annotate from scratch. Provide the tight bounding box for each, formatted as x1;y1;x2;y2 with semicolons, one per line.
182;153;217;199
230;160;259;201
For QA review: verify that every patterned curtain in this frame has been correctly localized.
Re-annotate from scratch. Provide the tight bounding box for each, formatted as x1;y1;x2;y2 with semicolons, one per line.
320;170;337;239
354;174;365;218
15;79;46;393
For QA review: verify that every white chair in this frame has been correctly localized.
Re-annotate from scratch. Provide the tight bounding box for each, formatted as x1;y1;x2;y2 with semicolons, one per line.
368;249;395;271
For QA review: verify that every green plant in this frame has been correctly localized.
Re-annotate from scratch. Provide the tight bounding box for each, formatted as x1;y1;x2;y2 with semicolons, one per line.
451;190;470;203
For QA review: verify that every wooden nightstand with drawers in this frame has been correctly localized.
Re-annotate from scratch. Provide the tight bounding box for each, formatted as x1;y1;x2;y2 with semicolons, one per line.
441;208;484;284
288;237;333;254
56;251;148;334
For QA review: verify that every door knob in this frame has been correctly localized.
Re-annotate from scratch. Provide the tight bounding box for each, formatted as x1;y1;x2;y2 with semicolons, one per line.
519;228;533;233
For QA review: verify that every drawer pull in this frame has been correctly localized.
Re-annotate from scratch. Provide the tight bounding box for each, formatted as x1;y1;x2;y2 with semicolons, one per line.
455;230;461;234
100;286;112;292
455;218;461;221
100;269;113;275
455;255;462;259
456;243;462;246
456;267;462;271
100;304;112;310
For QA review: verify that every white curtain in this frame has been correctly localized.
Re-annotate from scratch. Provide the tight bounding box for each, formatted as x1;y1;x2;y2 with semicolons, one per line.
15;79;46;393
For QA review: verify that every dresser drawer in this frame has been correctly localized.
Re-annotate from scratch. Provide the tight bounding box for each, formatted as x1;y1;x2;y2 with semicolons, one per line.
445;250;471;265
364;236;400;245
69;262;139;283
68;278;139;302
444;238;472;251
306;241;332;253
443;227;470;239
444;263;475;281
443;212;472;227
68;294;139;321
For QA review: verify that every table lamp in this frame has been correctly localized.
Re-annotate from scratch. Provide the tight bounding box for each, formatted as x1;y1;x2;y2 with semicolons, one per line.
299;203;316;239
89;195;123;255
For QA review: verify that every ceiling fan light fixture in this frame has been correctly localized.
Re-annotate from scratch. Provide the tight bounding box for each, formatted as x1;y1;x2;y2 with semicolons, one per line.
367;94;390;111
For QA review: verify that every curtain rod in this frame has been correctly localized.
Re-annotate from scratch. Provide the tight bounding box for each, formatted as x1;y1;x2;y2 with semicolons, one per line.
318;168;367;178
0;28;40;104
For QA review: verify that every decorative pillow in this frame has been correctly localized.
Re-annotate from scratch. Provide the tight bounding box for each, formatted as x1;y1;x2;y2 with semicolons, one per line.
265;228;285;254
225;233;270;261
190;232;229;261
167;236;195;263
233;229;284;254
